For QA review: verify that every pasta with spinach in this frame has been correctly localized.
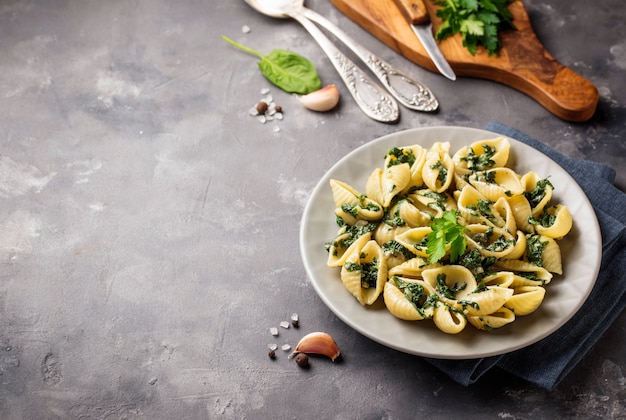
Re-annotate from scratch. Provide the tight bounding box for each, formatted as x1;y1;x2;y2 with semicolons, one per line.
324;137;572;334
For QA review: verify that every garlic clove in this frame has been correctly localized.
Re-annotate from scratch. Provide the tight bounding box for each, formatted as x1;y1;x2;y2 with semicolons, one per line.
290;332;341;361
298;85;340;112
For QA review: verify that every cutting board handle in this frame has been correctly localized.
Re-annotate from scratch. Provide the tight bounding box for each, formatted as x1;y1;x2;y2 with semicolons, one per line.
330;0;598;122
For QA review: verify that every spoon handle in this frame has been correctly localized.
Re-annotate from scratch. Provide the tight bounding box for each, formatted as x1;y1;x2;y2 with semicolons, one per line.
300;7;438;113
290;12;399;123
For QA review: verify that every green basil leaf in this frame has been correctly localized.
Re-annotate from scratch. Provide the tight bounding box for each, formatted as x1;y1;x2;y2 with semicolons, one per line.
222;35;321;94
258;49;321;94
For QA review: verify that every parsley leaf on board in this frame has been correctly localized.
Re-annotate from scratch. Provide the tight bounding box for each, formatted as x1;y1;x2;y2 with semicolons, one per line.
433;0;516;56
426;210;468;264
222;35;321;94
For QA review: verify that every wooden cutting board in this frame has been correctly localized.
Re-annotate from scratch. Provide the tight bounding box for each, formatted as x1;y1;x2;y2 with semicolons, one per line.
330;0;598;122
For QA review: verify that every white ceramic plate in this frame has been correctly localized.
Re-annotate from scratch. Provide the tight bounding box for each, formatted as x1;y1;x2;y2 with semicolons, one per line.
299;126;601;359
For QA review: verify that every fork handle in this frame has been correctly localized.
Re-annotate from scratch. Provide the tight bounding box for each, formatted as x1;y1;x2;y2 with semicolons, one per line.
300;6;438;112
290;11;400;123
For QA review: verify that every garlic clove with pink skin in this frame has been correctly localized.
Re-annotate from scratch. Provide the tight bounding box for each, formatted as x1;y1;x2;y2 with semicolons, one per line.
298;85;340;112
289;332;341;361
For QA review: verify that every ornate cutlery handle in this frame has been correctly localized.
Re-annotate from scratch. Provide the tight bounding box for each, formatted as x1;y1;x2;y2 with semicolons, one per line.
300;7;439;113
290;12;399;123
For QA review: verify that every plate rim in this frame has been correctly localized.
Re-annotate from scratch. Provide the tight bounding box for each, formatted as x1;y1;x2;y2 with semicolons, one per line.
299;126;602;359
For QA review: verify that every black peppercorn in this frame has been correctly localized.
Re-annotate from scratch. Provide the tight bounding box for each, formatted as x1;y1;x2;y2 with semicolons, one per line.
295;353;309;368
256;101;268;114
268;349;276;359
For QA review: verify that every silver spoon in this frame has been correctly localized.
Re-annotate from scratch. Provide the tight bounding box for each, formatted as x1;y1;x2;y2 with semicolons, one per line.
245;0;439;114
245;0;400;123
299;4;439;113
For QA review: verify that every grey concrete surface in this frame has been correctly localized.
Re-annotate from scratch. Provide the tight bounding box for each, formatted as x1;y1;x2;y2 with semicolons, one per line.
0;0;624;418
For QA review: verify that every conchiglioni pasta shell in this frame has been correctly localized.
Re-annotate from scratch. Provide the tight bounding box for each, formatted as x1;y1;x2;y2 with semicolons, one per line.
326;225;347;265
334;206;358;226
383;278;435;321
509;274;549;287
388;256;437;278
373;223;410;247
377;225;412;270
469;167;523;202
357;197;384;221
380;163;411;207
327;229;372;268
373;222;395;246
365;168;384;205
488;137;511;167
360;241;388;305
385;254;407;271
422;142;454;193
391;199;431;228
433;304;467;334
453;170;472;191
452;137;511;171
406;190;444;220
384;145;425;169
340;249;365;303
501;230;527;260
413;189;458;215
468;306;515;330
505;286;546;316
521;172;553;216
422;265;478;301
329;179;360;208
506;194;535;234
495;259;553;286
465;224;516;258
537;235;563;274
460;286;514;316
397;145;428;194
457;185;489;225
459;190;510;230
340;240;387;305
440;192;458;212
463;195;510;231
480;271;515;288
394;227;432;258
535;205;573;239
493;197;517;233
330;179;383;224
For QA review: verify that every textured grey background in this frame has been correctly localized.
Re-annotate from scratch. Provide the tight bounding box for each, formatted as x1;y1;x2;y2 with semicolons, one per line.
0;0;624;418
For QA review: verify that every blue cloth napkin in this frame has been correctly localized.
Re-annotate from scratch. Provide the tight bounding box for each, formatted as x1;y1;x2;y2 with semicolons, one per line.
424;121;626;391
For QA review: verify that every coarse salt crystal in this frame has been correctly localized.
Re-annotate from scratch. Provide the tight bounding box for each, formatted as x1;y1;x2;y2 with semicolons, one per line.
269;327;278;336
281;344;291;351
272;126;280;133
268;343;278;351
280;321;290;329
242;25;251;34
257;115;267;124
274;112;283;120
260;87;270;95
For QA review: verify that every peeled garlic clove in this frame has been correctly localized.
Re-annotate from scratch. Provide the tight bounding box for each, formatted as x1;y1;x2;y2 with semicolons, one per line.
298;85;340;112
290;332;341;361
